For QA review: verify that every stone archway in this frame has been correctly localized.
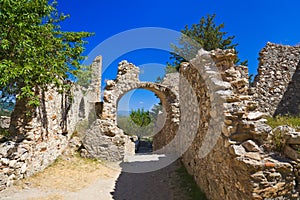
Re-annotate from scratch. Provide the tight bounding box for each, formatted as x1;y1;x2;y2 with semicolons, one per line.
83;61;180;161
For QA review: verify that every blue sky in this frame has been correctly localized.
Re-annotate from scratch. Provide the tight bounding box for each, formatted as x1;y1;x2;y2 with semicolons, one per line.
57;0;300;111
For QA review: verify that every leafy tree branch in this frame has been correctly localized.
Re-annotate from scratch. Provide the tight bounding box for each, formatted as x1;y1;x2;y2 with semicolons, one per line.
0;0;93;107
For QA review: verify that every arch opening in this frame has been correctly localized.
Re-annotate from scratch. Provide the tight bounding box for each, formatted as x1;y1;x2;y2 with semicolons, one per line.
78;97;86;118
117;88;166;153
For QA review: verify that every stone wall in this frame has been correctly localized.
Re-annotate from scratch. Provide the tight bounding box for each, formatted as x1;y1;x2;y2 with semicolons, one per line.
180;49;300;200
160;72;180;92
252;42;300;116
0;116;10;130
0;56;102;190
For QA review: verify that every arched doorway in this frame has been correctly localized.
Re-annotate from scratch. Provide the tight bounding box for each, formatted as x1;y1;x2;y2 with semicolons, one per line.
83;60;180;162
117;89;165;153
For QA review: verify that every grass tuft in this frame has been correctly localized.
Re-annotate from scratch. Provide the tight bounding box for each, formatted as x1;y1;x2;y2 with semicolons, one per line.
266;115;300;131
176;163;207;200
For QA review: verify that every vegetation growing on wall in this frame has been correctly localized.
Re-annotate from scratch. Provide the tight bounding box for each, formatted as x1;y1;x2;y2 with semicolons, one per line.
266;115;300;131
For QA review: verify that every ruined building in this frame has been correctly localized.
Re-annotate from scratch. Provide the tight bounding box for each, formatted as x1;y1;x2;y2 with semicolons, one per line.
1;43;300;200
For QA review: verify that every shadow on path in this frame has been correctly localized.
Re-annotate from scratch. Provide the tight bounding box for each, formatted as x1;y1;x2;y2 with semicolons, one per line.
111;159;187;200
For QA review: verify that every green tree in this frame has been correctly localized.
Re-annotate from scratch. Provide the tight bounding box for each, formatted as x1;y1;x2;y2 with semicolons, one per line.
166;14;247;72
130;108;151;128
117;105;163;138
0;0;92;107
76;65;92;88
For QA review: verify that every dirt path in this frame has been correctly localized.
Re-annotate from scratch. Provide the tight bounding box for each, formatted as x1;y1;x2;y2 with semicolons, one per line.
0;155;189;200
0;155;120;200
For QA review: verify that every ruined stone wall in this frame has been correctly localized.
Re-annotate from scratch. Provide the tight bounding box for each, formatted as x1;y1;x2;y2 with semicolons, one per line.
0;56;102;190
252;42;300;116
180;49;299;200
160;72;179;92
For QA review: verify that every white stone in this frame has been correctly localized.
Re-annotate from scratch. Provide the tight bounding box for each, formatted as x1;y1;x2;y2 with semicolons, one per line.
20;163;27;174
247;112;266;120
1;158;10;165
8;160;17;168
242;140;261;152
